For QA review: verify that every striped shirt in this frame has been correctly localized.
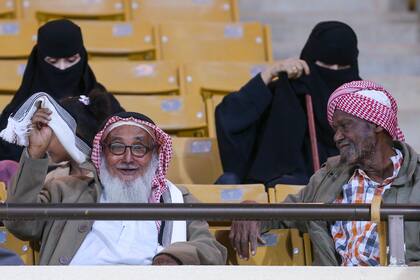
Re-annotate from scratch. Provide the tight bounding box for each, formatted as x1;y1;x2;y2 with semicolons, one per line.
331;149;403;266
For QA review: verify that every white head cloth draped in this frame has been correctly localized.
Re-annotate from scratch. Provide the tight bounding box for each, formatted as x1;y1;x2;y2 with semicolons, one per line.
0;92;91;163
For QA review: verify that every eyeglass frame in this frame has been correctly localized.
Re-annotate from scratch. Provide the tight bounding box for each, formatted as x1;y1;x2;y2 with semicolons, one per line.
103;142;155;158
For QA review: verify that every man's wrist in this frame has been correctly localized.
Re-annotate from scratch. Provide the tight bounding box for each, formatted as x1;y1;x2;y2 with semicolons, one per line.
27;146;46;159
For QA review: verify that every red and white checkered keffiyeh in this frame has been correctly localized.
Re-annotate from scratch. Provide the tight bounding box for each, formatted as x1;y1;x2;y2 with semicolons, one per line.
91;115;173;204
327;80;405;141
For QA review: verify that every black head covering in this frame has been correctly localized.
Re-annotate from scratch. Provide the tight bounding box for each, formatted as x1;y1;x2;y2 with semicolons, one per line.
0;19;98;161
59;86;125;147
294;21;361;160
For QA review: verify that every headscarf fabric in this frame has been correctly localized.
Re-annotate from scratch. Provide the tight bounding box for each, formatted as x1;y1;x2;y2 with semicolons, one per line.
0;92;91;163
327;80;405;141
91;112;173;204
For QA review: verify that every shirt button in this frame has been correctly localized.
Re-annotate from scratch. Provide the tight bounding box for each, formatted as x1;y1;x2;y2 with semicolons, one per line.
78;223;90;233
59;256;70;265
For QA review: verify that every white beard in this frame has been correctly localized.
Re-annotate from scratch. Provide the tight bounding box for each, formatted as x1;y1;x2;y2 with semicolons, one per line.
99;154;158;203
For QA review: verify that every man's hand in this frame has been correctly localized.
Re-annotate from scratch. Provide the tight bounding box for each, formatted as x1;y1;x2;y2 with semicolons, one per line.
152;254;180;265
260;58;310;85
28;108;53;159
229;200;265;260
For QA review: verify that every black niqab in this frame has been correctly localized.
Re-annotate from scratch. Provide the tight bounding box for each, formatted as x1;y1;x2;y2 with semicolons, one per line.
294;21;361;161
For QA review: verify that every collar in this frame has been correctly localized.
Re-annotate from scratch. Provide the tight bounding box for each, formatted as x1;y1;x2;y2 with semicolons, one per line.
352;148;403;185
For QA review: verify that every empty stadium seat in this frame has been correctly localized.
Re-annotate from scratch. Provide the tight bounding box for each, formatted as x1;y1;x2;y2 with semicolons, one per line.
0;0;15;18
90;60;180;94
115;95;207;136
20;0;127;22
75;20;157;60
270;184;305;203
130;0;238;22
0;20;37;59
211;227;306;265
158;21;273;63
167;137;223;184
0;94;13;112
0;59;26;93
269;184;312;265
0;227;34;265
0;181;6;202
181;184;306;265
181;183;267;204
183;61;269;136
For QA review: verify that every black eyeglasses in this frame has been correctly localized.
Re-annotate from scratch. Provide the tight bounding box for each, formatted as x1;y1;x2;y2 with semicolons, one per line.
106;143;153;158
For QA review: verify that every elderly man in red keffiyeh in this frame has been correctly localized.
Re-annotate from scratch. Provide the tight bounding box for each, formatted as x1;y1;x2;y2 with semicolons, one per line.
229;80;420;266
5;111;226;265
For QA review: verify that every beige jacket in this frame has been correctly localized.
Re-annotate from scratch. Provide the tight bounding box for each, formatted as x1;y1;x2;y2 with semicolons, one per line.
5;151;227;265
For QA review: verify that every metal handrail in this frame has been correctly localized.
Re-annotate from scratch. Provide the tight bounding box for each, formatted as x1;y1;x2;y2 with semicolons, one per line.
1;203;420;221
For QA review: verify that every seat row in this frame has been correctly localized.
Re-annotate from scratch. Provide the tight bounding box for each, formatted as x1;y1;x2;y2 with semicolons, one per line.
0;181;310;266
0;60;270;137
0;0;239;22
0;19;272;62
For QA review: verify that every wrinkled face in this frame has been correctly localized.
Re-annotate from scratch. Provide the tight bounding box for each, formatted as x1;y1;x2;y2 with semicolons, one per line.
315;60;351;70
44;53;81;70
332;110;377;165
102;125;156;182
48;133;71;163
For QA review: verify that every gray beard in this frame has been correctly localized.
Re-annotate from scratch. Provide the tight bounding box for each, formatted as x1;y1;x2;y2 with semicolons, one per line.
99;155;158;203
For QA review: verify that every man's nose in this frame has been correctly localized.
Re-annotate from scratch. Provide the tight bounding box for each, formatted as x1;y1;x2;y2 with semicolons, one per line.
334;129;344;143
122;147;134;162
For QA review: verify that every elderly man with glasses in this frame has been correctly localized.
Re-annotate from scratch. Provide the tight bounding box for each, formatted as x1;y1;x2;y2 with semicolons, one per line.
5;111;226;265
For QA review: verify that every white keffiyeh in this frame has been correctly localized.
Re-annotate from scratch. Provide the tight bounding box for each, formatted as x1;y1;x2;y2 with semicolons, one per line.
0;92;90;163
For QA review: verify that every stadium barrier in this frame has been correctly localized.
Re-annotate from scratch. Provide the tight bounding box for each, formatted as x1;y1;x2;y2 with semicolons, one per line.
1;202;419;266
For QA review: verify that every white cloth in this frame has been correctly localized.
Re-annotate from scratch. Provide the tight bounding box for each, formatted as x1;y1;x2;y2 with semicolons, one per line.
0;92;90;163
70;181;186;265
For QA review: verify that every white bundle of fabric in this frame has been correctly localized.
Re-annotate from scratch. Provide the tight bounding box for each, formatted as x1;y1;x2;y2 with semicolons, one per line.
0;92;90;163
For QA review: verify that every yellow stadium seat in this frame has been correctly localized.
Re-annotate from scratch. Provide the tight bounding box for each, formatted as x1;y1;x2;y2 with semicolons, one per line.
0;19;37;59
269;184;313;265
273;184;305;203
211;227;306;265
0;59;26;93
20;0;127;22
167;137;222;184
75;20;158;60
130;0;238;22
180;183;266;227
181;184;305;265
158;21;273;63
0;0;16;18
181;184;267;204
90;60;180;95
183;61;269;136
0;94;13;112
0;227;34;265
115;95;207;136
0;181;6;202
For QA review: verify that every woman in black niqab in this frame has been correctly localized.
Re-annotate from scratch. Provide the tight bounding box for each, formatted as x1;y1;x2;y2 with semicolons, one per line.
0;19;98;161
215;21;361;186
